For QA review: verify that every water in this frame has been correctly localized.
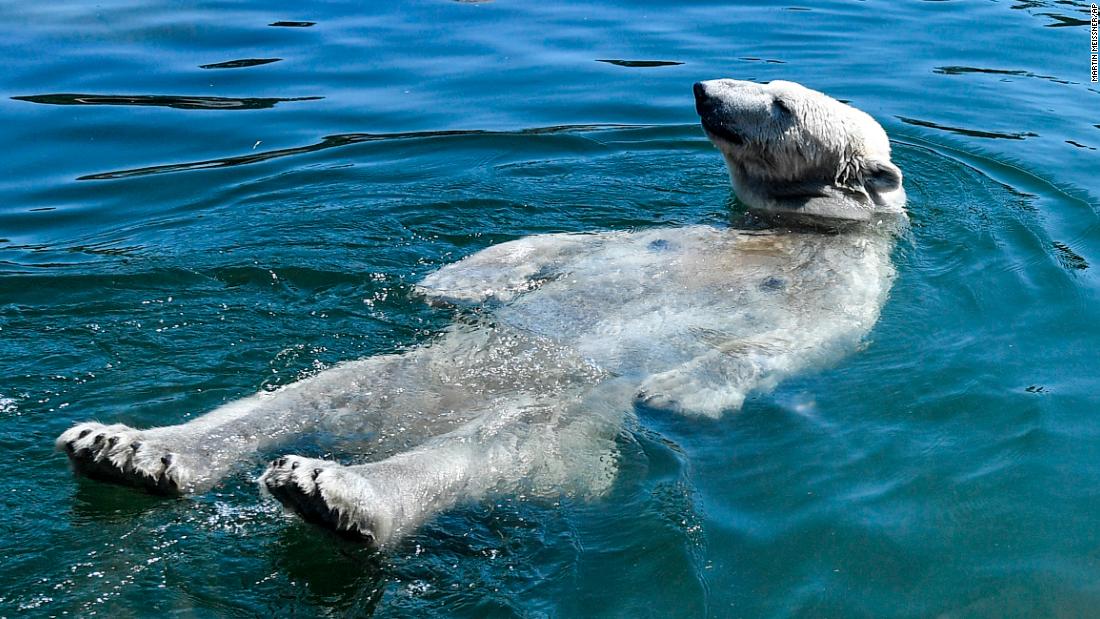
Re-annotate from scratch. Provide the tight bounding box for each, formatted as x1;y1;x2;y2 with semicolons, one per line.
1;0;1098;616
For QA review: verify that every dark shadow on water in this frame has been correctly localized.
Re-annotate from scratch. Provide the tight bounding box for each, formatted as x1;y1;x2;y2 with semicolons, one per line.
199;58;283;70
69;477;173;524
595;59;684;67
11;94;322;111
77;123;647;181
269;20;315;27
272;524;386;615
897;116;1039;140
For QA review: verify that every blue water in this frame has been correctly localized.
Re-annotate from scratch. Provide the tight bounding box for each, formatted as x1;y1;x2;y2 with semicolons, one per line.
2;0;1099;616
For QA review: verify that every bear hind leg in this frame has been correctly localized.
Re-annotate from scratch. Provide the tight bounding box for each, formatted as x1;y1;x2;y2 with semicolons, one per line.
56;422;203;494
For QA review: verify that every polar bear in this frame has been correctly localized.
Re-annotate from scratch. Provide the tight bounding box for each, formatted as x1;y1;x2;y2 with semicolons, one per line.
57;79;906;547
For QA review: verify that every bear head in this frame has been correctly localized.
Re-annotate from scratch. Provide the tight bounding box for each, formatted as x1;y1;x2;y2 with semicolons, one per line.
694;79;905;226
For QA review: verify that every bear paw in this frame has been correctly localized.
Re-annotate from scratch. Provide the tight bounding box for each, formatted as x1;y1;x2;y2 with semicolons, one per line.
635;370;745;418
56;422;195;494
260;456;392;546
635;368;701;414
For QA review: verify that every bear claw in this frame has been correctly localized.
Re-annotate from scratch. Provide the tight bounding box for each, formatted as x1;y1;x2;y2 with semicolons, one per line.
56;422;192;494
260;455;383;545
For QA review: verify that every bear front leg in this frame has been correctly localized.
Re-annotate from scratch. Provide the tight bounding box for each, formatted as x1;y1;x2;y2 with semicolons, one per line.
415;232;609;306
633;326;828;418
634;340;797;418
634;359;755;418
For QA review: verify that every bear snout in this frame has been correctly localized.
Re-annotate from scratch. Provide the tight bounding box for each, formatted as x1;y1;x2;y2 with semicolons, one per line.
693;81;709;115
695;82;745;146
693;80;733;115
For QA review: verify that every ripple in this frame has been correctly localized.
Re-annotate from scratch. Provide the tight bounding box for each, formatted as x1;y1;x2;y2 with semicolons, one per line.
1009;0;1096;27
897;116;1038;140
269;20;316;27
11;94;322;111
1035;12;1091;27
198;58;283;70
1051;241;1089;270
595;59;684;67
933;65;1075;85
76;124;647;181
738;57;787;64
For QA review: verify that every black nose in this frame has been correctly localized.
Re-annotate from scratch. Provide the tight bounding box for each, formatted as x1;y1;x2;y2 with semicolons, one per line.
693;82;709;115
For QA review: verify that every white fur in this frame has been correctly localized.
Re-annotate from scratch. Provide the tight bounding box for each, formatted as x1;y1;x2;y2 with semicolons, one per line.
58;79;905;547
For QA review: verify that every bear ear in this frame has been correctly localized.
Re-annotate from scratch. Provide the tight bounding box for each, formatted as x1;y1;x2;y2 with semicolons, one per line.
863;158;902;193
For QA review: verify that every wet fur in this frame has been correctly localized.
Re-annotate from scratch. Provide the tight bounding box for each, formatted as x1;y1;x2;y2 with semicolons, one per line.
58;79;906;547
